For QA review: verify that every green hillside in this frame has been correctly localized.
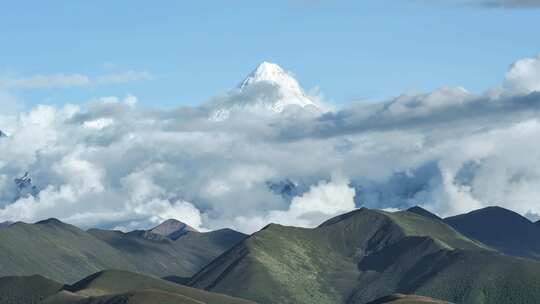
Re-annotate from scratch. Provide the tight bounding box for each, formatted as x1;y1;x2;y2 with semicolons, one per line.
445;206;540;260
0;219;245;284
0;219;136;283
88;228;246;278
0;270;255;304
65;270;252;304
189;208;540;304
0;275;63;304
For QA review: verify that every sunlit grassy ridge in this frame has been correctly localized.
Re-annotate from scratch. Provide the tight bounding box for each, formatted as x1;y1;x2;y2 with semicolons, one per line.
190;208;540;304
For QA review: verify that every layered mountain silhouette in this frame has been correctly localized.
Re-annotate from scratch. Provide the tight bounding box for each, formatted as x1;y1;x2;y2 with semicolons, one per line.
189;208;540;304
0;218;246;283
444;206;540;260
2;206;540;304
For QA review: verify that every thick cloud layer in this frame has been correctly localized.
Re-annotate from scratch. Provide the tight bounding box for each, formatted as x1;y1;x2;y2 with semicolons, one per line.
1;55;540;233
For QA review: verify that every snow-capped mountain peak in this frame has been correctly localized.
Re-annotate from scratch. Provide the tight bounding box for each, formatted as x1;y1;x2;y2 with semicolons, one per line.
239;61;316;110
209;62;322;120
240;61;302;94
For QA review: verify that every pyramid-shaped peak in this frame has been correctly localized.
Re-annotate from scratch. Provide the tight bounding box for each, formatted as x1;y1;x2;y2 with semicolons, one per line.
407;206;442;220
35;218;65;226
253;61;285;74
239;61;301;91
147;219;198;240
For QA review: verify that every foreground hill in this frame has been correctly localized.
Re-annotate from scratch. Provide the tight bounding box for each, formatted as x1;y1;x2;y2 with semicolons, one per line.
0;274;63;304
0;270;254;304
0;218;246;283
367;294;450;304
444;206;540;260
190;208;540;304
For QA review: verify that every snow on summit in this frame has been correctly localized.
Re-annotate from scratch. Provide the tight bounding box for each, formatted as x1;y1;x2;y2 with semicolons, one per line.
209;62;323;120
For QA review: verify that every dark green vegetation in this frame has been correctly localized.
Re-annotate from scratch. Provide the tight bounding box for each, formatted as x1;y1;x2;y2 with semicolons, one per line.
0;275;62;304
406;207;441;221
367;294;450;304
445;206;540;260
0;219;246;283
190;208;540;304
0;270;254;304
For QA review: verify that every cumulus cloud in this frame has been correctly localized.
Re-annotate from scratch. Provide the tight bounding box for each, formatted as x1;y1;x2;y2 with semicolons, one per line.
505;54;540;93
0;71;153;89
234;177;356;231
2;55;540;233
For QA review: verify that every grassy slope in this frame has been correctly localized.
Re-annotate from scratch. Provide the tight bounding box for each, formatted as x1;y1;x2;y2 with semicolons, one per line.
88;228;247;278
49;270;255;304
0;218;245;284
445;206;540;260
0;275;63;304
408;250;540;304
0;270;255;304
190;209;480;303
190;208;540;304
406;207;442;221
383;210;489;250
0;219;136;283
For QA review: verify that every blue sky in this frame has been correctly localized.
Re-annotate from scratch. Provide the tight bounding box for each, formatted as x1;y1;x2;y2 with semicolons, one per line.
1;0;539;109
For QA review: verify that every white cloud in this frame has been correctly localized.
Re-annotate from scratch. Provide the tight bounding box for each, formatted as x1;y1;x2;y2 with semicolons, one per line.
0;71;152;90
1;55;540;233
505;54;540;94
232;177;356;231
95;71;153;86
0;74;91;89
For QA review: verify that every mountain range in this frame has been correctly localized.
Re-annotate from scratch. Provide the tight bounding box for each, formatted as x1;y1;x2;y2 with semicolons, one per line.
189;207;540;304
0;218;246;283
2;205;540;303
